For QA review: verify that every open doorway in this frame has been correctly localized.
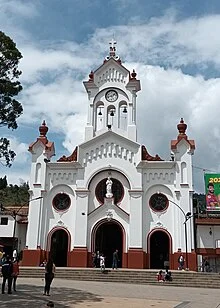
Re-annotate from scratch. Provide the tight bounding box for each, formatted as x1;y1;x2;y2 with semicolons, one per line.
95;222;123;268
50;229;68;266
149;230;170;269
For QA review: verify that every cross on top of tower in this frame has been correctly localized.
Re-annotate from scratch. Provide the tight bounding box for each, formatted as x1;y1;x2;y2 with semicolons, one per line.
105;38;120;61
109;38;116;51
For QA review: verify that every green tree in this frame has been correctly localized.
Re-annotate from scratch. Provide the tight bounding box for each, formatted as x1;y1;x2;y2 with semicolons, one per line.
0;175;7;189
0;31;23;167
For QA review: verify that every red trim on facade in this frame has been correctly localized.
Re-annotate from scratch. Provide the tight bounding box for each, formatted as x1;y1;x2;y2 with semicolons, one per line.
68;247;88;267
22;248;45;266
195;218;220;225
196;248;217;254
141;145;163;161
127;248;145;269
57;146;78;162
171;119;195;151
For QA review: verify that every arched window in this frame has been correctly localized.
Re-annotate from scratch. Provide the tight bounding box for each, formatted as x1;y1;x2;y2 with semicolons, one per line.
52;193;71;211
119;103;127;130
35;163;41;183
149;193;168;212
96;104;104;131
181;162;187;183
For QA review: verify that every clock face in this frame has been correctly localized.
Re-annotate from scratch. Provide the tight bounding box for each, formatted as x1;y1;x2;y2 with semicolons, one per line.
105;90;118;102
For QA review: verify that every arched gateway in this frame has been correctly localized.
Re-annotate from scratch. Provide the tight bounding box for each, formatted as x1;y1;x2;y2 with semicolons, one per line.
93;221;123;268
149;230;171;269
50;229;69;266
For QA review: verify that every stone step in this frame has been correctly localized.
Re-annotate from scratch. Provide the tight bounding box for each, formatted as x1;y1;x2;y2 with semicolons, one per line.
19;267;220;288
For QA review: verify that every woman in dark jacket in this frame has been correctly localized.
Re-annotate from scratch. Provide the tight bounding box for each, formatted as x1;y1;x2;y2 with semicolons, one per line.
44;258;56;296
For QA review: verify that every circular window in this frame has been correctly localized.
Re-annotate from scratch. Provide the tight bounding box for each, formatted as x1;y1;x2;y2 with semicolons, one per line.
149;193;168;212
95;178;124;204
53;193;71;211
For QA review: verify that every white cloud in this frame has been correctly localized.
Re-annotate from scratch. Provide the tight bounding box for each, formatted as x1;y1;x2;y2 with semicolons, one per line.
0;137;30;185
0;0;38;18
0;0;38;42
2;8;220;192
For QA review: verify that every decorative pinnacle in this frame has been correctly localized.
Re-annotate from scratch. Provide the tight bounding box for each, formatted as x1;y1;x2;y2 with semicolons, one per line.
177;118;187;135
39;120;48;137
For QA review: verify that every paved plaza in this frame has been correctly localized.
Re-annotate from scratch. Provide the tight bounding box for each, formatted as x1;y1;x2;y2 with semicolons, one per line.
0;277;220;308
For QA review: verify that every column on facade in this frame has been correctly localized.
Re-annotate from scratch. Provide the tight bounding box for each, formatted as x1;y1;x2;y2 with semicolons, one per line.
22;191;43;266
69;189;89;267
128;190;144;268
25;192;42;249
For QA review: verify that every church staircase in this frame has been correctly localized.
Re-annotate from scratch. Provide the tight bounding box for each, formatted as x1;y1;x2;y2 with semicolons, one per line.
19;267;220;289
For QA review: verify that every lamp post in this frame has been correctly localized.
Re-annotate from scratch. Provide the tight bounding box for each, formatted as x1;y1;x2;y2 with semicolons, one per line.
168;199;192;270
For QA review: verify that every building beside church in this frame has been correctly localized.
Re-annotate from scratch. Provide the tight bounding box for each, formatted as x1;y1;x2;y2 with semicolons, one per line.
22;41;197;270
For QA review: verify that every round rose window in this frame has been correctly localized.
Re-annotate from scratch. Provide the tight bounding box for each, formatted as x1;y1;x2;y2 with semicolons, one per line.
53;193;71;211
95;178;124;204
149;193;168;212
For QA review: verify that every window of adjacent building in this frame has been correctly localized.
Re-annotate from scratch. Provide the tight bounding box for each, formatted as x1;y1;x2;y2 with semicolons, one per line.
149;193;168;212
95;178;124;205
0;217;8;225
52;193;71;211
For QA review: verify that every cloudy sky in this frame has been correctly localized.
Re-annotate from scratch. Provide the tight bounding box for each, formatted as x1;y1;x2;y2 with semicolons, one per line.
1;0;220;193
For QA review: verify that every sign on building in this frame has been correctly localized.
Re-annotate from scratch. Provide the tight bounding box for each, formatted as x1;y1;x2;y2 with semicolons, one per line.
204;174;220;211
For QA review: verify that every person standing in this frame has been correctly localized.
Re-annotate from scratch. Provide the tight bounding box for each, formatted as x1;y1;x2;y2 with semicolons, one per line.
96;251;100;268
92;252;96;268
12;249;17;262
112;249;119;270
12;257;20;291
1;255;13;294
44;258;56;296
178;253;185;270
100;254;105;273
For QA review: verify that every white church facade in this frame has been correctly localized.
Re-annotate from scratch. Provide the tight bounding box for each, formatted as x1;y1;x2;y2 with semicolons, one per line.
22;41;197;270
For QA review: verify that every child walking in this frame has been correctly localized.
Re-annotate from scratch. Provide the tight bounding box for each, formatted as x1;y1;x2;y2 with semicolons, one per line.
100;254;105;273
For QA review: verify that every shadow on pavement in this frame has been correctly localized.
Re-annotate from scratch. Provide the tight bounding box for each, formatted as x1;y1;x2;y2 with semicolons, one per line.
0;284;103;307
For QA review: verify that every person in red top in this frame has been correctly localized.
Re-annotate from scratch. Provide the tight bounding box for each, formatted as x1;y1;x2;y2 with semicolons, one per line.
12;257;19;292
157;270;165;282
206;183;219;209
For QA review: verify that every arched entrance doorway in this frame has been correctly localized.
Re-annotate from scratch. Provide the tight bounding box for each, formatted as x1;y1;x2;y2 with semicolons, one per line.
149;230;170;269
95;222;123;268
50;229;68;266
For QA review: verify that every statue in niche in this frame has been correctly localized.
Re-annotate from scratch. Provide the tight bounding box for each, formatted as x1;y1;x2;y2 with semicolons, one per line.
106;177;113;198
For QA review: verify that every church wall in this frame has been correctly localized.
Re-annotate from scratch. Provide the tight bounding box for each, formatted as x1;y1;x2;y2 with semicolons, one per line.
39;183;76;251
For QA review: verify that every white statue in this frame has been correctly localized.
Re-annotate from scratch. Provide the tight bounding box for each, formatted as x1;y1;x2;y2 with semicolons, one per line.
106;177;113;198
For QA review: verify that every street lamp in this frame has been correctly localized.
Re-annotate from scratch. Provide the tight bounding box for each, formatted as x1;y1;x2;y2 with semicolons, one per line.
168;199;192;270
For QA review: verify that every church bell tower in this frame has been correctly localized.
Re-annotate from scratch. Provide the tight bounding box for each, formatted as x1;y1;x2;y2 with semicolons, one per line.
83;40;141;142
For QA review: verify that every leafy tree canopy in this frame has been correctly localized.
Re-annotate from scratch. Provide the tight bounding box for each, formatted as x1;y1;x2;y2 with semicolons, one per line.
0;31;23;167
0;177;29;206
